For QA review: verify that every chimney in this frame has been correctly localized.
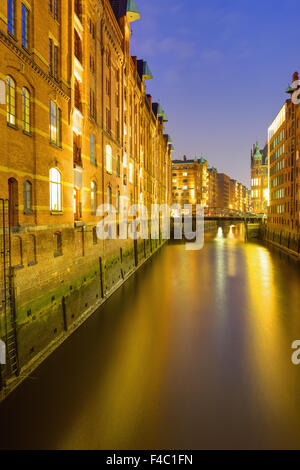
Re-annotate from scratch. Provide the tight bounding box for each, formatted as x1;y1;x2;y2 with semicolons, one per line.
147;94;152;107
183;155;187;161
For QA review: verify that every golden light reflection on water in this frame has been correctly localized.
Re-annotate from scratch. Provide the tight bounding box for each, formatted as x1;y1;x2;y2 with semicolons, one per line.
244;242;300;431
2;223;300;449
61;272;174;449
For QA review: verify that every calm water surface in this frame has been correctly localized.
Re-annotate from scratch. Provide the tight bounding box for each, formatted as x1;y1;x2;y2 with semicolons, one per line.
1;223;300;449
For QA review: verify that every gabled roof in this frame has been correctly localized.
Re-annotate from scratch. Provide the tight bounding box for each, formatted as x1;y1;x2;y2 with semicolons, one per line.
137;60;153;80
162;110;168;122
253;142;262;159
109;0;140;22
152;102;164;117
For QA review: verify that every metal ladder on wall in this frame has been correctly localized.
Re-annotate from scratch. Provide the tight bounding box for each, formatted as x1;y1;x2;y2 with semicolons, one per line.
0;199;19;392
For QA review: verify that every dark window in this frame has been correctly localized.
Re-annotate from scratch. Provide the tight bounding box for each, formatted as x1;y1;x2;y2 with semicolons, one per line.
54;232;62;257
116;155;120;177
107;185;112;206
74;30;82;63
90;134;96;165
106;107;110;131
21;4;29;49
54;45;59;79
53;0;59;20
116;190;120;214
90;89;96;119
49;101;61;147
7;0;15;36
49;39;53;75
24;180;32;212
93;227;97;245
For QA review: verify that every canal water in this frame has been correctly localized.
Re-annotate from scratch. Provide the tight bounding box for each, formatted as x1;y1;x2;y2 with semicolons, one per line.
1;223;300;449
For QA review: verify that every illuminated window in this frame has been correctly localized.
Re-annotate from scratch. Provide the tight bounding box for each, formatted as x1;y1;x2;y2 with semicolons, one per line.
49;168;62;212
183;172;187;176
22;87;30;133
6;76;16;126
91;181;97;214
129;162;133;183
123;152;127;168
21;4;29;49
183;185;188;190
49;101;61;146
191;189;195;199
172;179;177;183
7;0;15;36
106;145;112;173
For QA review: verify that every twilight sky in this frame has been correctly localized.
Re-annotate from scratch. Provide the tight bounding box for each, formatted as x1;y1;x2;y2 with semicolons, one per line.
130;0;300;186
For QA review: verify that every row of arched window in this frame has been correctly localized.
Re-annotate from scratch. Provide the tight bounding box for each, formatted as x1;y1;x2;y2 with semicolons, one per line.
6;76;31;133
8;169;123;225
49;168;121;215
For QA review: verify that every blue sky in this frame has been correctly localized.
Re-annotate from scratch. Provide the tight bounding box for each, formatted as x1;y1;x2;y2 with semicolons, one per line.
130;0;300;186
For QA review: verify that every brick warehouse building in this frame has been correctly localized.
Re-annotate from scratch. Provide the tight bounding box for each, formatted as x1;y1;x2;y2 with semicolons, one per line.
0;0;172;398
171;156;209;208
250;142;268;214
266;72;300;249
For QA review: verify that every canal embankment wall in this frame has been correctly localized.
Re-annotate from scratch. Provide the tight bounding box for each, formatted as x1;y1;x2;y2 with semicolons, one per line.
0;224;166;401
261;226;300;260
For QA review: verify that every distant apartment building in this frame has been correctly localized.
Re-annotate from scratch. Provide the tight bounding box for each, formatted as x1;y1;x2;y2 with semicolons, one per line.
243;186;251;212
216;173;230;209
172;159;251;213
250;142;269;213
171;156;209;207
228;179;250;213
268;72;300;236
207;167;217;209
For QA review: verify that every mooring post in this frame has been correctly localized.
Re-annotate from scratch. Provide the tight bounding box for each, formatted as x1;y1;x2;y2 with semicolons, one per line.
99;257;104;298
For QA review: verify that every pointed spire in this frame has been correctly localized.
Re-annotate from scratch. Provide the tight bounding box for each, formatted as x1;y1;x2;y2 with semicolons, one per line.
254;142;262;159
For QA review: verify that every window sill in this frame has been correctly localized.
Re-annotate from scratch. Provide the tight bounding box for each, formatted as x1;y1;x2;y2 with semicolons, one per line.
50;211;64;215
54;251;63;258
7;122;18;130
12;264;24;271
49;141;62;150
23;130;32;137
24;209;34;215
74;221;85;227
7;32;17;42
22;45;30;55
28;260;37;267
